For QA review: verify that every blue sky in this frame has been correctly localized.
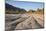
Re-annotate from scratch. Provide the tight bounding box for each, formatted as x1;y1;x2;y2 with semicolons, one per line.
5;0;44;11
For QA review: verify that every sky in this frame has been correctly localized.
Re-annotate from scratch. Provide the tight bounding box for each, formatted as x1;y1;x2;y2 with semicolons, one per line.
5;0;44;11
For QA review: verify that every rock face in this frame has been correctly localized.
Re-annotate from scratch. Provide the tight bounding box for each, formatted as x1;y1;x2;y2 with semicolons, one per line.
5;3;26;14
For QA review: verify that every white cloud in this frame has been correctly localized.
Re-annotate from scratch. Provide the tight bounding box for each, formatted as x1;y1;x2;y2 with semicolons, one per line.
13;0;43;2
13;0;19;1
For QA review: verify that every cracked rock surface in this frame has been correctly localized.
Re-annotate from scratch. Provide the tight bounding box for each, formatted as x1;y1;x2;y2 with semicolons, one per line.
5;14;44;31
